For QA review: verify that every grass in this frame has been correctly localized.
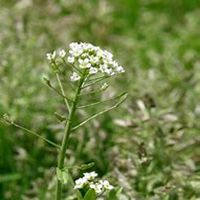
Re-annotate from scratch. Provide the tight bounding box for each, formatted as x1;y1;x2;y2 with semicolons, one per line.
0;0;200;199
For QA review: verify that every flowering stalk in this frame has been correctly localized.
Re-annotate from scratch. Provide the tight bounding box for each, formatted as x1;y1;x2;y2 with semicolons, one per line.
46;42;127;200
56;72;86;200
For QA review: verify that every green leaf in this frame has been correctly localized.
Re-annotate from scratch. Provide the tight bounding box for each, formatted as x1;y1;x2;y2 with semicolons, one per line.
80;162;95;170
107;189;118;200
83;189;96;200
107;187;122;200
54;112;67;122
0;173;21;183
76;190;83;200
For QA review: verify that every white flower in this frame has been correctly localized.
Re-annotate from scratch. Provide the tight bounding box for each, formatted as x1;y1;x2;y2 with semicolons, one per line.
74;177;88;189
116;66;125;73
74;171;114;196
89;67;98;74
69;42;83;57
79;58;91;69
58;49;66;58
90;56;99;64
99;64;108;73
70;72;80;82
105;68;115;76
89;182;103;194
111;61;119;68
67;56;75;63
97;49;103;57
68;42;125;76
46;51;56;61
103;50;113;62
99;180;114;190
83;171;98;180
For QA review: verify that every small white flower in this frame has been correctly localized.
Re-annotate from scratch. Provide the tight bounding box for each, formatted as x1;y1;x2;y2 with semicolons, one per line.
79;58;91;69
74;177;88;189
90;56;99;64
83;171;98;180
105;68;115;76
46;51;56;61
116;66;125;73
103;50;113;61
97;49;103;58
89;182;103;194
99;64;108;73
89;67;98;74
111;61;119;68
67;56;75;63
58;49;66;58
70;72;80;82
100;180;114;190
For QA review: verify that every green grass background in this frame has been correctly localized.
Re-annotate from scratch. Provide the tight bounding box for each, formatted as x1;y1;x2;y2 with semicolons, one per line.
0;0;200;199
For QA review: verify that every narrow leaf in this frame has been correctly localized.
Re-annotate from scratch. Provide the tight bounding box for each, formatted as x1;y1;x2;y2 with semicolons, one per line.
2;117;60;149
0;173;21;183
77;92;127;109
72;93;128;131
84;189;96;200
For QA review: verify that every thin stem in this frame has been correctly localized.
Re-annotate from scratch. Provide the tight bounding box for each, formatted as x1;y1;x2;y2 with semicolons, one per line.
77;92;127;109
56;73;71;113
81;75;110;89
78;87;106;97
6;120;60;149
44;78;72;102
87;75;109;83
62;58;83;75
55;74;85;200
72;93;128;131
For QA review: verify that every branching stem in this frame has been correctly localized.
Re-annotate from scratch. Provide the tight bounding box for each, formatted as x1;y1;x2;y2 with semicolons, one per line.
77;92;127;109
72;92;128;131
55;73;86;200
56;73;71;112
2;118;60;149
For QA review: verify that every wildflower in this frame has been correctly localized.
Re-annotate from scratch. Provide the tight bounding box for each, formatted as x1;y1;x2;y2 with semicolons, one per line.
58;49;66;58
89;182;103;194
67;56;75;64
78;58;91;69
74;171;114;196
70;72;80;82
46;51;56;61
74;177;88;189
100;180;114;190
83;171;98;180
67;42;125;76
116;66;125;73
89;67;98;74
90;56;99;64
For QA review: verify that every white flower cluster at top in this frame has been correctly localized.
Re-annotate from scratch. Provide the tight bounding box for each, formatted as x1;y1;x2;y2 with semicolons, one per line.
46;42;125;82
74;171;114;194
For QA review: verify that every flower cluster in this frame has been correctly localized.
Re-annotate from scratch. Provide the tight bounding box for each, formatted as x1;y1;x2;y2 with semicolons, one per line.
46;42;125;82
74;171;114;195
46;49;66;61
67;42;125;81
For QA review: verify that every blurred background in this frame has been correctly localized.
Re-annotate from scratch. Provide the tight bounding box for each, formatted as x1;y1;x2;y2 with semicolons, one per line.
0;0;200;199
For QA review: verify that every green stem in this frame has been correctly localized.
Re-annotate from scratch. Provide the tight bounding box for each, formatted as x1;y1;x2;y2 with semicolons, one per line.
56;73;71;113
55;75;85;200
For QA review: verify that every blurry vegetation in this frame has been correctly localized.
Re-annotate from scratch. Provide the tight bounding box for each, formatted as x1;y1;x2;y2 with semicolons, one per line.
0;0;200;199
